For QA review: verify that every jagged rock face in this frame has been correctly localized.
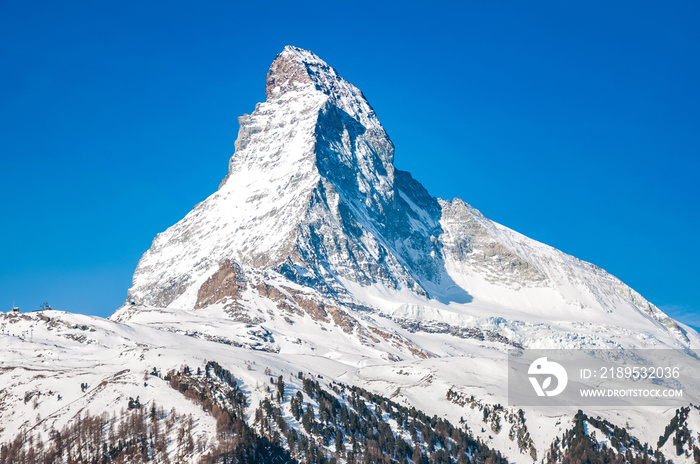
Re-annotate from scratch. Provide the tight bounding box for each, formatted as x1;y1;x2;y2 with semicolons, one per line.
195;260;246;309
439;198;546;288
127;46;441;308
124;45;683;348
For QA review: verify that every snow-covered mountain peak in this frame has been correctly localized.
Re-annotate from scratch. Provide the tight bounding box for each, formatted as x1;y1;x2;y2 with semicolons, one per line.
265;46;391;142
122;46;692;354
126;46;411;309
229;46;394;197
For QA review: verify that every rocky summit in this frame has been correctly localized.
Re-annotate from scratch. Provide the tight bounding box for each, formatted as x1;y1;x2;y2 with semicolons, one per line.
2;46;700;464
121;46;687;352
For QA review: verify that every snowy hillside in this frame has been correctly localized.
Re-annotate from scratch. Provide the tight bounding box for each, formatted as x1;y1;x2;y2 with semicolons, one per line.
3;46;700;463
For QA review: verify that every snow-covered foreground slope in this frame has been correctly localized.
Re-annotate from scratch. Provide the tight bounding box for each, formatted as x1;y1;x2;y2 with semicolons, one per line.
4;304;700;463
0;311;220;462
3;46;700;463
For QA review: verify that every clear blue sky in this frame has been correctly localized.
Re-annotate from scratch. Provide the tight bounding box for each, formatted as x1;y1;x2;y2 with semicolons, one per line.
1;1;698;327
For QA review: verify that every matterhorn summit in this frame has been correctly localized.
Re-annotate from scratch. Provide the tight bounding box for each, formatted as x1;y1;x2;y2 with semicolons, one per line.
124;45;443;311
120;46;689;353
